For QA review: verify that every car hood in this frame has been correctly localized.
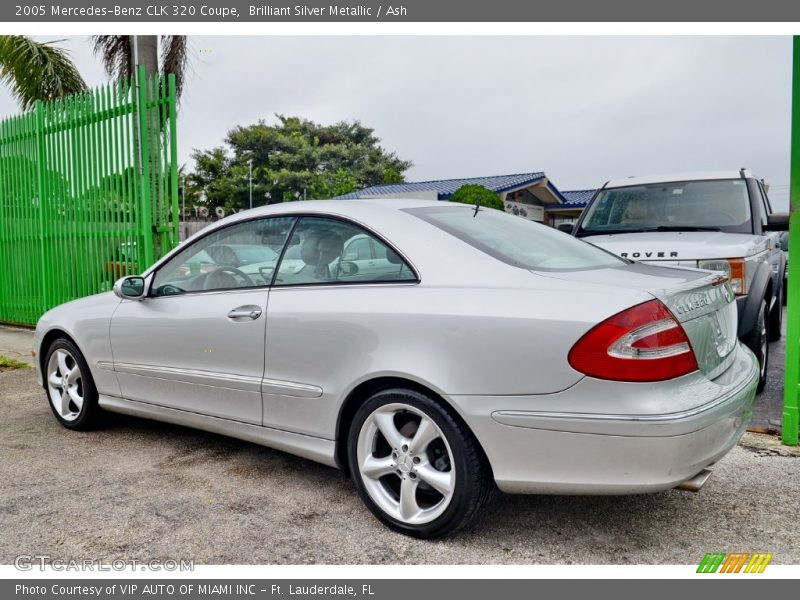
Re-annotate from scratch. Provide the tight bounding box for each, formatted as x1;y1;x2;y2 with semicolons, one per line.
579;231;766;261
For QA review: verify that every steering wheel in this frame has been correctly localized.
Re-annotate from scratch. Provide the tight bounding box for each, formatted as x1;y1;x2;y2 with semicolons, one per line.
203;266;255;290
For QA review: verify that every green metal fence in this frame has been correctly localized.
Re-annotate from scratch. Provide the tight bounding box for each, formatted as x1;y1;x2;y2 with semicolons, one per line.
783;37;800;446
0;67;179;326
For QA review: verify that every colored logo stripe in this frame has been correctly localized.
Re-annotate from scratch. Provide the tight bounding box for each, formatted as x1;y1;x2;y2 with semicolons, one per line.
744;553;773;573
697;553;772;573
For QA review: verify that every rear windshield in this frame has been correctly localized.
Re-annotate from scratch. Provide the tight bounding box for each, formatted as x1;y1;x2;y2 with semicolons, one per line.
578;179;753;235
405;206;624;271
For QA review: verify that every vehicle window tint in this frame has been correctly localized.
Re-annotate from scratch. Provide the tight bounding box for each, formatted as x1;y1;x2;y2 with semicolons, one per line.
578;179;752;235
406;205;623;271
342;236;373;261
151;217;296;296
274;217;416;285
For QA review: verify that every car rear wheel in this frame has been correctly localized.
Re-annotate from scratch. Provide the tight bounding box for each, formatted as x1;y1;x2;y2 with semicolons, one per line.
44;338;101;430
742;300;769;393
347;388;492;538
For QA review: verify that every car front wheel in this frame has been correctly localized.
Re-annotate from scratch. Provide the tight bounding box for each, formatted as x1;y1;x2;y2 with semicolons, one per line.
44;338;101;430
348;388;492;538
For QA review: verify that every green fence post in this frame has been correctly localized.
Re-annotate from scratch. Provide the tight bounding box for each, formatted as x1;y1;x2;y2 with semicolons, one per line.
783;36;800;446
33;100;49;314
168;73;179;251
136;64;155;269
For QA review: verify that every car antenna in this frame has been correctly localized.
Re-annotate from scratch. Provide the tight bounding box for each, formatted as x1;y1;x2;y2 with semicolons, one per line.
473;197;481;218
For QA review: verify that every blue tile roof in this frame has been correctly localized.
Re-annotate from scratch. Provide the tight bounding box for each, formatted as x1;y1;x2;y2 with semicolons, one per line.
557;189;596;208
337;172;551;201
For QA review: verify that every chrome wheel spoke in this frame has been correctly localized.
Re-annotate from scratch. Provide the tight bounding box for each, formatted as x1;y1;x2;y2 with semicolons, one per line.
416;463;454;497
399;476;420;520
58;390;72;417
67;386;83;411
65;367;80;385
374;411;406;449
361;454;395;480
409;417;438;454
56;350;69;376
48;373;62;388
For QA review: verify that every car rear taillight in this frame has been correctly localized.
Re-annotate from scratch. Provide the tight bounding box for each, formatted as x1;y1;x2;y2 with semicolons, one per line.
568;299;698;382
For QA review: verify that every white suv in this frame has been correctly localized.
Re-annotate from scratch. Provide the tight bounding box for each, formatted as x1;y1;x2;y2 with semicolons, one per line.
570;170;788;390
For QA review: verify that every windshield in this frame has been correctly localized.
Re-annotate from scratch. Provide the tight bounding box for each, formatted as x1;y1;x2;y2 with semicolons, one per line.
577;179;752;236
406;206;624;271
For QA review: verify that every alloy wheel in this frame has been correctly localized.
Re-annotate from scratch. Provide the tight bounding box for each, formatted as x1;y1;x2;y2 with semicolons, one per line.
356;403;455;525
47;349;84;422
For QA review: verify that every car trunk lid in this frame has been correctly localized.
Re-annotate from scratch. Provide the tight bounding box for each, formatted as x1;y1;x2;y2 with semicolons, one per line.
534;262;738;379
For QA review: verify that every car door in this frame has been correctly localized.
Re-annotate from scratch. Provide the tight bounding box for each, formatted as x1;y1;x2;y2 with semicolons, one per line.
262;216;418;437
109;216;296;425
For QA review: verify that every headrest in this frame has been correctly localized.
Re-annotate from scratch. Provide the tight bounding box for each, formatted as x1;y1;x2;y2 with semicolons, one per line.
300;231;344;267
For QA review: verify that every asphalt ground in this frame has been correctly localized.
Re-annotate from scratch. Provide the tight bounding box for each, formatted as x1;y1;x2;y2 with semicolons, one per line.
1;347;798;565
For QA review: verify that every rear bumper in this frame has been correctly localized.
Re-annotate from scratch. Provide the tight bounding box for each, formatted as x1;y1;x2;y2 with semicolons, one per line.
450;343;759;494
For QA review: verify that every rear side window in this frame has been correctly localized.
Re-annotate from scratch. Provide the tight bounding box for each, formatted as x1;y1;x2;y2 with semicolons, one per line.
406;206;624;271
274;216;417;285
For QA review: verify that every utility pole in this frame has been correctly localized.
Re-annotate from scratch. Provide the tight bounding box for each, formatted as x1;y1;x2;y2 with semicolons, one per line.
248;158;253;210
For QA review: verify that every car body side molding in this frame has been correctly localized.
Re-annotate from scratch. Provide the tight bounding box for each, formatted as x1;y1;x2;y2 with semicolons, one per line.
98;395;338;467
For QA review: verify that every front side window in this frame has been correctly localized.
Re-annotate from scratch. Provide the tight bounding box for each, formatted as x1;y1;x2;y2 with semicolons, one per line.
406;205;623;271
151;217;296;296
274;217;416;285
577;179;753;235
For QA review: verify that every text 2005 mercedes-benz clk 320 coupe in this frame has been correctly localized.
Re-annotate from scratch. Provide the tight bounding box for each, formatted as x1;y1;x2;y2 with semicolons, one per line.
35;199;758;537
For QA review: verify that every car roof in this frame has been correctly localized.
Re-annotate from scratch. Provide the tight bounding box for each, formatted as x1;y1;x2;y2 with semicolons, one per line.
236;197;452;219
604;170;756;189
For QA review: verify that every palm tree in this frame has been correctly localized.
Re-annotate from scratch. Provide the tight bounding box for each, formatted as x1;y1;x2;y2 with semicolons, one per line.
0;36;86;110
90;35;188;99
0;35;189;111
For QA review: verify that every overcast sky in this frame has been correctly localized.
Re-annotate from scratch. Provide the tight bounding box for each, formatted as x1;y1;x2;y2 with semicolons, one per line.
1;36;792;209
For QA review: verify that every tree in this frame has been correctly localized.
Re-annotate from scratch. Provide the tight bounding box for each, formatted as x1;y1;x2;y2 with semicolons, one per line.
90;35;188;97
189;115;412;210
0;35;189;112
0;36;86;110
450;184;505;211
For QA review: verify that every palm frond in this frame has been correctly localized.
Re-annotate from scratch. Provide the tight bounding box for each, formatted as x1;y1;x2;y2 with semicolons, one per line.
160;35;188;100
0;35;87;110
90;34;133;81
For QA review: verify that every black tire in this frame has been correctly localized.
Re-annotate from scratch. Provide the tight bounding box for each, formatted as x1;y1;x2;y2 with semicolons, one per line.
783;276;788;306
347;388;493;538
43;338;102;430
768;292;782;342
742;300;769;393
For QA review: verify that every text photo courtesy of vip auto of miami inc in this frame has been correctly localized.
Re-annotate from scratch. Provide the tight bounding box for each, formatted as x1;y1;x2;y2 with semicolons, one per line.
0;8;799;592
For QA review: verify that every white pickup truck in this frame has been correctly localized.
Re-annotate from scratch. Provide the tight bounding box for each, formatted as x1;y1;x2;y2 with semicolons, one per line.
568;170;788;390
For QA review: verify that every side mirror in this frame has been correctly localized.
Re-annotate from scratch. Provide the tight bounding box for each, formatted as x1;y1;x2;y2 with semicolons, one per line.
113;276;146;300
338;261;359;277
557;223;575;234
764;213;789;232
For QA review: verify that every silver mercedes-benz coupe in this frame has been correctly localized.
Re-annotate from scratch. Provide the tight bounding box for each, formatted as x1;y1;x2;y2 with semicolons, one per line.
34;199;759;537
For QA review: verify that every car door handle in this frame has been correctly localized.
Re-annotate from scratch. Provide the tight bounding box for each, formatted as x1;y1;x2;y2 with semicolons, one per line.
227;305;262;321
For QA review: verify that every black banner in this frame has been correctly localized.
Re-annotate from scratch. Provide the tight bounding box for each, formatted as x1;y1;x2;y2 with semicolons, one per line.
5;0;800;22
4;580;798;600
